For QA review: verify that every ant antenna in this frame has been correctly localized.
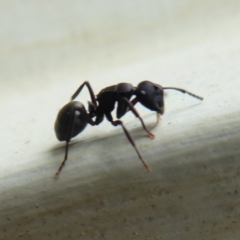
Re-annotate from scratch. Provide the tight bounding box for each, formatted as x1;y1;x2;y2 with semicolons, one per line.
163;87;203;101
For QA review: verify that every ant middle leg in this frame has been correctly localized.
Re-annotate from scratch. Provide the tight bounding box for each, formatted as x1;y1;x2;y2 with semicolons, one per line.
106;113;151;172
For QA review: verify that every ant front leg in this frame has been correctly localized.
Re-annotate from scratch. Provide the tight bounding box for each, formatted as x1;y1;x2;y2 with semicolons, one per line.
106;113;151;172
130;97;161;131
122;98;155;139
130;97;138;107
150;113;161;131
71;81;98;107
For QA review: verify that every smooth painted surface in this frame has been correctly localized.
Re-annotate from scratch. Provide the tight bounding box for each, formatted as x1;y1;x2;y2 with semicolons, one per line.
1;0;240;239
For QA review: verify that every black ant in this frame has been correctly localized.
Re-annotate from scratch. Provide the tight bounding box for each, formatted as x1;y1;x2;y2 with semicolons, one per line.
54;80;203;176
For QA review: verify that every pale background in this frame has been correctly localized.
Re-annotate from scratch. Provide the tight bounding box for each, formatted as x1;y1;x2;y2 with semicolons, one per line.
1;0;240;239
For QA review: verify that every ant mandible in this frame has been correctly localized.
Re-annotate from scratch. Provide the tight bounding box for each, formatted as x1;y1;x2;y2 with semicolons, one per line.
54;80;203;176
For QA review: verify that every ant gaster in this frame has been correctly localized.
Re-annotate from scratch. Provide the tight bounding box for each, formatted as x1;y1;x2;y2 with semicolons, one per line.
54;80;203;176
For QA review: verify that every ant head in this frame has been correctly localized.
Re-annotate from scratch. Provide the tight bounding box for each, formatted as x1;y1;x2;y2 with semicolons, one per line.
135;81;165;114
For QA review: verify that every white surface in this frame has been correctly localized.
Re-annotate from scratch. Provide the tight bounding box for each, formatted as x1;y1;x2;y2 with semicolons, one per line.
1;0;240;239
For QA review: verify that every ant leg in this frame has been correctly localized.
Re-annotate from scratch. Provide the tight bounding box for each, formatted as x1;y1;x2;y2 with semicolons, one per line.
130;97;138;106
106;113;151;172
122;98;155;139
71;81;98;107
88;113;104;126
163;87;203;101
150;113;161;131
130;97;160;130
55;140;70;177
55;110;76;177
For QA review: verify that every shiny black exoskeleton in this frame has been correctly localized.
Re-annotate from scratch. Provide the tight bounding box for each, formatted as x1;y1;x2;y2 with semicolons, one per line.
54;80;203;176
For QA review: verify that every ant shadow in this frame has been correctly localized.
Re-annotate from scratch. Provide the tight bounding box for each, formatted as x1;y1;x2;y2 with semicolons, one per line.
49;100;201;161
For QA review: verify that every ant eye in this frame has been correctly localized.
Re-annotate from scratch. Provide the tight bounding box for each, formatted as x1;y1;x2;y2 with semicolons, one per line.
75;110;80;116
140;90;146;95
